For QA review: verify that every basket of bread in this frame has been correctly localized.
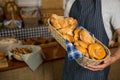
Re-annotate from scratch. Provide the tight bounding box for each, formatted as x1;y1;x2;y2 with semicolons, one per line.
8;45;32;61
48;14;111;67
9;47;32;61
7;45;43;71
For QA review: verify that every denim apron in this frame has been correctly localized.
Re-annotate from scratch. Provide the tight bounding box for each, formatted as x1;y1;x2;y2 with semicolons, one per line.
62;0;110;80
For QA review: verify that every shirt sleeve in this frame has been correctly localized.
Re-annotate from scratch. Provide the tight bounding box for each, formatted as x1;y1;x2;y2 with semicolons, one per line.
111;0;120;29
64;0;75;17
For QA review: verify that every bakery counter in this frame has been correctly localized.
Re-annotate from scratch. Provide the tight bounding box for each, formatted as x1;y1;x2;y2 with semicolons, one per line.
0;58;27;72
0;46;118;72
0;36;118;72
0;47;119;80
0;41;66;72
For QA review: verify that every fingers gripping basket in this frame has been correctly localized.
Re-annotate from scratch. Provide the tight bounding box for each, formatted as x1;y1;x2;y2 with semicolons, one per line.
48;18;111;67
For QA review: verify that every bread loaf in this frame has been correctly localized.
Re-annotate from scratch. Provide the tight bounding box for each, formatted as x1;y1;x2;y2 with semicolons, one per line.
0;52;5;60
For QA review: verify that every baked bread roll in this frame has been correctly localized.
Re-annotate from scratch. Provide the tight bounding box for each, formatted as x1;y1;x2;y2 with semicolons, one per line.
74;28;81;41
51;20;62;29
79;29;95;44
0;52;5;60
88;43;106;60
65;17;78;30
59;19;69;28
50;14;64;29
63;34;74;43
50;14;77;30
74;40;89;49
76;46;89;57
58;27;74;36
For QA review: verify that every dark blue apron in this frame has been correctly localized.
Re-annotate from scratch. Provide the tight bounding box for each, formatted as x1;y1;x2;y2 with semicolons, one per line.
63;0;110;80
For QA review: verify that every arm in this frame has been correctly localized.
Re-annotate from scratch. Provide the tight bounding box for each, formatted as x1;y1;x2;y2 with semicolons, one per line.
111;28;120;61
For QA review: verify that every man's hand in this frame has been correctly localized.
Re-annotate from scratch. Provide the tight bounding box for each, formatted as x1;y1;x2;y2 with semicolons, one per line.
84;56;116;71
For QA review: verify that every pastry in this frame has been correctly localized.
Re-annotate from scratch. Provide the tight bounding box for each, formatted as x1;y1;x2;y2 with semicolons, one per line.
79;29;95;44
74;40;89;49
50;14;77;30
58;27;74;36
65;17;78;30
76;46;89;57
88;43;106;60
63;34;74;43
50;14;64;29
59;19;69;28
50;20;62;29
10;47;32;54
74;28;81;41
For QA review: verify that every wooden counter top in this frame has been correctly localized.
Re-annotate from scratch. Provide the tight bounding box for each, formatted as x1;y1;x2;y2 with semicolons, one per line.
0;59;27;72
0;42;66;72
0;42;118;72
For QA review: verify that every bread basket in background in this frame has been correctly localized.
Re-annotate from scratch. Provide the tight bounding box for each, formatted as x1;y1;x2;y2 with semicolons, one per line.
7;45;33;61
47;16;111;67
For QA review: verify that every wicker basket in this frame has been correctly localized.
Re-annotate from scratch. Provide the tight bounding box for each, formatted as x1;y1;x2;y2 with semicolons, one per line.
75;39;111;67
48;18;111;67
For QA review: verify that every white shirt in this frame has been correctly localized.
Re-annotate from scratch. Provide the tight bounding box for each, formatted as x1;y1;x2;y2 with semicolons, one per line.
64;0;120;40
